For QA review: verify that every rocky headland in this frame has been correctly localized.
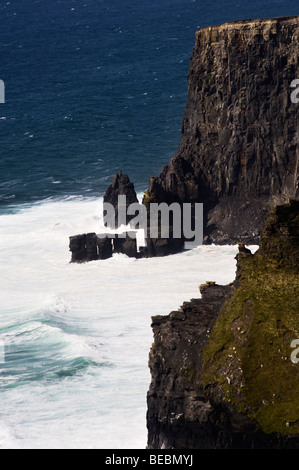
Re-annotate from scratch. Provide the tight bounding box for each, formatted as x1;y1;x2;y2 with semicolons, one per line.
147;199;299;449
70;16;299;261
68;15;299;449
146;16;299;449
144;15;299;248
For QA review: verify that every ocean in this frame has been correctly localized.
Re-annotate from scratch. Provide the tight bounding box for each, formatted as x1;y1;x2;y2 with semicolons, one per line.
0;0;297;449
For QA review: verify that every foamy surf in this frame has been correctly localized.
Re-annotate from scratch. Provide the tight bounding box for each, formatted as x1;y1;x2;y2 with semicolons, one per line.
0;196;256;448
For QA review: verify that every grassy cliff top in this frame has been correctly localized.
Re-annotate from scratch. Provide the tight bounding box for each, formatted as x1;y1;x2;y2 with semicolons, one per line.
202;200;299;434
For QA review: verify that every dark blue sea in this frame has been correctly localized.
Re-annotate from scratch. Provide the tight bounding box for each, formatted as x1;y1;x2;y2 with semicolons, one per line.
1;0;298;206
0;0;297;449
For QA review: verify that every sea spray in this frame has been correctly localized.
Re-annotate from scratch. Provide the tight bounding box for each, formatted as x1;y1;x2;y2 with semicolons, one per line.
0;196;245;448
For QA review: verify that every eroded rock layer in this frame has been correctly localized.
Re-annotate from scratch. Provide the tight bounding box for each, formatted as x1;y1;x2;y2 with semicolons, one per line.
148;16;299;245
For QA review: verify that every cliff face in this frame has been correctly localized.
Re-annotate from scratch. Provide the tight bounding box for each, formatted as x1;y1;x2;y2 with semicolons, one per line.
147;284;237;449
147;16;299;244
147;200;299;449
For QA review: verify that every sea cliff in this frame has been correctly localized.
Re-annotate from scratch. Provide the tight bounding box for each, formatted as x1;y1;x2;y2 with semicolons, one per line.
147;200;299;449
145;16;299;246
146;15;299;448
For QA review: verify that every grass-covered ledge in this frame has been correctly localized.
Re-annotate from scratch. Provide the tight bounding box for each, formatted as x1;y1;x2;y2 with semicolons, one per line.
202;201;299;435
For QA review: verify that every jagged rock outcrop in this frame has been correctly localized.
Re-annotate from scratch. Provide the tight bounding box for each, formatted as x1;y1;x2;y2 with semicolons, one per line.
102;172;186;257
103;171;139;228
69;173;143;262
146;16;299;246
258;199;299;272
147;200;299;449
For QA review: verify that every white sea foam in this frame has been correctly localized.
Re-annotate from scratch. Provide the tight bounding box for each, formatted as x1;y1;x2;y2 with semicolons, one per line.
0;196;257;449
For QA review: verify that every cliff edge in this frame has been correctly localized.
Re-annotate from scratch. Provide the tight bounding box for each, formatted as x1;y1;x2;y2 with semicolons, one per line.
145;16;299;245
147;200;299;449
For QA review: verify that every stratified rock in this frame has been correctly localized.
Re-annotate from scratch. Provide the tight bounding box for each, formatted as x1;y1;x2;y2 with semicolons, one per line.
147;200;299;449
146;16;299;246
103;171;139;228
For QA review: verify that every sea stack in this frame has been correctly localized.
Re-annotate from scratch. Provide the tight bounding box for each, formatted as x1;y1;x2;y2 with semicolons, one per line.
103;171;139;228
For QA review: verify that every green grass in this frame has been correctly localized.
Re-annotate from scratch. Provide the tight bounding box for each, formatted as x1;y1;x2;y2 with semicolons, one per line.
202;253;299;434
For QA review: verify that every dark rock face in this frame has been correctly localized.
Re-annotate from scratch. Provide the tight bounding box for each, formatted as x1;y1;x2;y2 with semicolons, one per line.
148;282;257;449
69;173;141;262
147;200;299;449
97;234;114;260
69;234;89;263
69;232;139;261
146;235;185;258
69;233;112;262
147;16;299;245
69;233;98;263
147;283;235;449
143;180;186;257
113;232;138;258
258;199;299;272
103;171;139;228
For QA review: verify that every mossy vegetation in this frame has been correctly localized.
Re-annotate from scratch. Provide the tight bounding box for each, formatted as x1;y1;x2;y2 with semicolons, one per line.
143;188;159;207
202;202;299;435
